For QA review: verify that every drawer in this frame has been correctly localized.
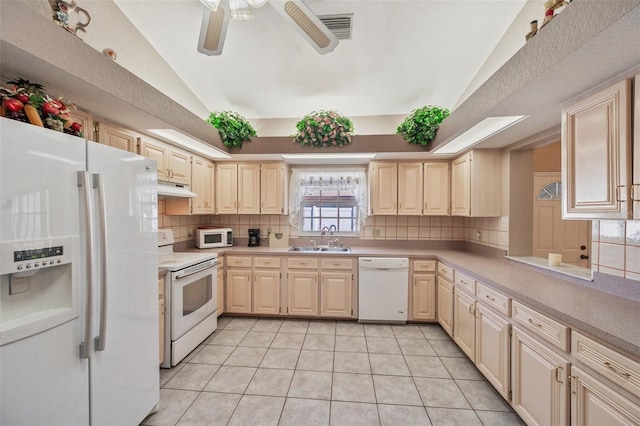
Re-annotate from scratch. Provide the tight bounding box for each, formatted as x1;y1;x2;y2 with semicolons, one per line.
254;257;281;268
476;282;510;317
321;258;353;270
288;257;319;269
226;256;252;268
413;259;436;272
454;271;476;295
512;301;570;351
572;331;640;396
438;263;454;281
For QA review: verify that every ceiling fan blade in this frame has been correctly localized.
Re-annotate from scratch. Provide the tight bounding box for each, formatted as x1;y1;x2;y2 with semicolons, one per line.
271;0;338;55
197;4;230;56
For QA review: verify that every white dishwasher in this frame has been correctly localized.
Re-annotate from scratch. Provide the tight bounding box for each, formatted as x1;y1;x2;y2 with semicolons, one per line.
358;257;409;323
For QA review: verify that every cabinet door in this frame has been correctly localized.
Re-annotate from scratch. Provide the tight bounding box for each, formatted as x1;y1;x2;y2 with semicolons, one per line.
253;270;281;315
191;156;215;214
216;268;224;316
216;164;238;214
288;271;318;316
437;277;454;337
226;270;252;313
69;109;94;141
475;304;510;400
571;366;640;426
140;138;169;181
512;328;570;426
562;79;632;219
398;163;423;215
634;74;640;219
451;154;471;216
453;288;476;361
261;163;286;214
168;148;191;185
320;272;352;318
412;273;436;320
369;162;398;215
238;164;260;214
96;123;137;153
423;162;450;216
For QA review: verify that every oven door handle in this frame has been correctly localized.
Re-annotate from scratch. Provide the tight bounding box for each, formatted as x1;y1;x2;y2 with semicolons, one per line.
174;260;219;279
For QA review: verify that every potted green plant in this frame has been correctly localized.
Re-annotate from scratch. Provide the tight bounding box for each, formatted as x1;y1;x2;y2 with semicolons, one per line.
293;110;354;148
396;105;450;145
206;111;257;149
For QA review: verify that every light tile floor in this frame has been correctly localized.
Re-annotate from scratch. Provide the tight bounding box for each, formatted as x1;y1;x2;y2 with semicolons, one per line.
143;316;526;426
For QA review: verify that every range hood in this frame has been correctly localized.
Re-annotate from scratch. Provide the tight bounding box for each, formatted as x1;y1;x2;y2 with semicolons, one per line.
157;181;197;198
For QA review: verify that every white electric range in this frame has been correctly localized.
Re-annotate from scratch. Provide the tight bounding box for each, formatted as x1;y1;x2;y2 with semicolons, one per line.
158;229;218;368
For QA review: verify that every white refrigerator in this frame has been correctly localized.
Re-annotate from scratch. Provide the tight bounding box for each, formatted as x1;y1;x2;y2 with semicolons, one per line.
0;118;159;425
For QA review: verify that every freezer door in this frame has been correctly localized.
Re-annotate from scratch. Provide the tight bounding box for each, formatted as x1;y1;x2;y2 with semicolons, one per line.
86;141;159;425
0;118;89;424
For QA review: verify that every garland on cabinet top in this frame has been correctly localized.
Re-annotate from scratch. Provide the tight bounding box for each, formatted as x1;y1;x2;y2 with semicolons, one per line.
0;77;84;137
293;110;354;148
206;111;257;149
396;105;450;146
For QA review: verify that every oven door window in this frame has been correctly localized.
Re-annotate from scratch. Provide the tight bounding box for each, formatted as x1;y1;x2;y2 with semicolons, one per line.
183;277;212;315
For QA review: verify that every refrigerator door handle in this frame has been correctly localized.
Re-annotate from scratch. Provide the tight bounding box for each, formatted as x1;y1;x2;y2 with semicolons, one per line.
93;173;108;352
78;171;93;359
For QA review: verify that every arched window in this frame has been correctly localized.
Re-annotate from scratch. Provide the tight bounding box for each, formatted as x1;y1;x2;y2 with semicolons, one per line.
537;182;562;200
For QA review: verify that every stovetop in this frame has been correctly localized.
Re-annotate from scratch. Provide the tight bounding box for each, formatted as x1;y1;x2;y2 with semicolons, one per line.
158;229;217;271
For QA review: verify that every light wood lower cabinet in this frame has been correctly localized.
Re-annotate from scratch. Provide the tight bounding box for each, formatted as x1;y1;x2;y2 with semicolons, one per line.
512;327;570;426
475;303;511;400
570;366;640;425
437;276;454;337
253;270;280;315
287;271;319;316
319;272;352;317
453;288;476;361
226;269;252;314
215;258;224;316
412;273;436;320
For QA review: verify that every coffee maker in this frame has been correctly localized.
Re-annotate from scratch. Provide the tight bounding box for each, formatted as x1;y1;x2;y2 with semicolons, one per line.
248;229;260;247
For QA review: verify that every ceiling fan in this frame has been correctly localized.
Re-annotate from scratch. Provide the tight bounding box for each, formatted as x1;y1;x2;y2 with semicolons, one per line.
197;0;339;56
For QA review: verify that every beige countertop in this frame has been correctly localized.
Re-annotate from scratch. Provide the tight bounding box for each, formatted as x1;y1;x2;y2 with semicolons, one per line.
191;245;640;359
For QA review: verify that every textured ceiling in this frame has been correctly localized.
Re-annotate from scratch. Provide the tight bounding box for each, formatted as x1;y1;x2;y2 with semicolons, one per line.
113;0;527;122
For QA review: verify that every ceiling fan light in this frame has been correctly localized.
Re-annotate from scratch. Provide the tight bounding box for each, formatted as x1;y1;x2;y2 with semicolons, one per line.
229;0;254;19
199;0;221;11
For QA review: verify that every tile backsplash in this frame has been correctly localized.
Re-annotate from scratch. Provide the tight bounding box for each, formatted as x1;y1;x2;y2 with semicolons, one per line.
592;219;640;281
159;200;508;250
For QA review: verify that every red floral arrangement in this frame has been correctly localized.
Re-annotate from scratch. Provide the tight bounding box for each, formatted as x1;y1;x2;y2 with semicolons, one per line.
1;78;83;137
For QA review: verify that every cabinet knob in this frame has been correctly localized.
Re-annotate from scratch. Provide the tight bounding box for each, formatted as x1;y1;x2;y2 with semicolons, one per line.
580;254;589;259
580;245;587;250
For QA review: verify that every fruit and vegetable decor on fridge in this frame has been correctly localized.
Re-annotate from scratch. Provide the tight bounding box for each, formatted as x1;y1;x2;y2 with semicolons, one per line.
0;118;159;425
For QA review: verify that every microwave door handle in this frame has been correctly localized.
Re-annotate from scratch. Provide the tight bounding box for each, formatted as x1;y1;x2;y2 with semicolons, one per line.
77;171;93;359
93;173;108;352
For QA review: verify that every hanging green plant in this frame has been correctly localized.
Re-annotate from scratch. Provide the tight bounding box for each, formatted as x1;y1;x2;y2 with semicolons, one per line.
293;110;354;148
396;105;450;145
205;111;257;149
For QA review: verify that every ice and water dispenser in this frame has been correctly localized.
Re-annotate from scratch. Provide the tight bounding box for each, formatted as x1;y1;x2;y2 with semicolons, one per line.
0;236;79;345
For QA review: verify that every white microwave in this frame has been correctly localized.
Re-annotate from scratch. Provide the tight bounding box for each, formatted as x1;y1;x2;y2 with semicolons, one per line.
195;227;233;248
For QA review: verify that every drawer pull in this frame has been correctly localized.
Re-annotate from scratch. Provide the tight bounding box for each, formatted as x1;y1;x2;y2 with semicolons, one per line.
603;362;631;379
264;261;272;265
527;318;543;328
485;295;496;302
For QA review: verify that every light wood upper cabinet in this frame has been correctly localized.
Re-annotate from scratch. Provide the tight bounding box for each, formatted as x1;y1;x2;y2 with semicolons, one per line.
261;163;289;215
190;155;215;214
451;150;502;217
215;163;261;214
69;109;94;141
96;122;137;153
140;137;191;184
423;162;450;216
369;162;398;215
562;79;632;219
397;163;423;215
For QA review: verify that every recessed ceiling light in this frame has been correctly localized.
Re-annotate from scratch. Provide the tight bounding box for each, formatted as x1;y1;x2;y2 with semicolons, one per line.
147;129;231;159
433;115;528;155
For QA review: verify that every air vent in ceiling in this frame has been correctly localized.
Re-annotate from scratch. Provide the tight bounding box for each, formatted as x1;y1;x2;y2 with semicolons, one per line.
319;14;352;40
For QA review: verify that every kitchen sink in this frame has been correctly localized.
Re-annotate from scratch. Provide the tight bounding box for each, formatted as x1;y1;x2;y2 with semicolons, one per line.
288;246;351;253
